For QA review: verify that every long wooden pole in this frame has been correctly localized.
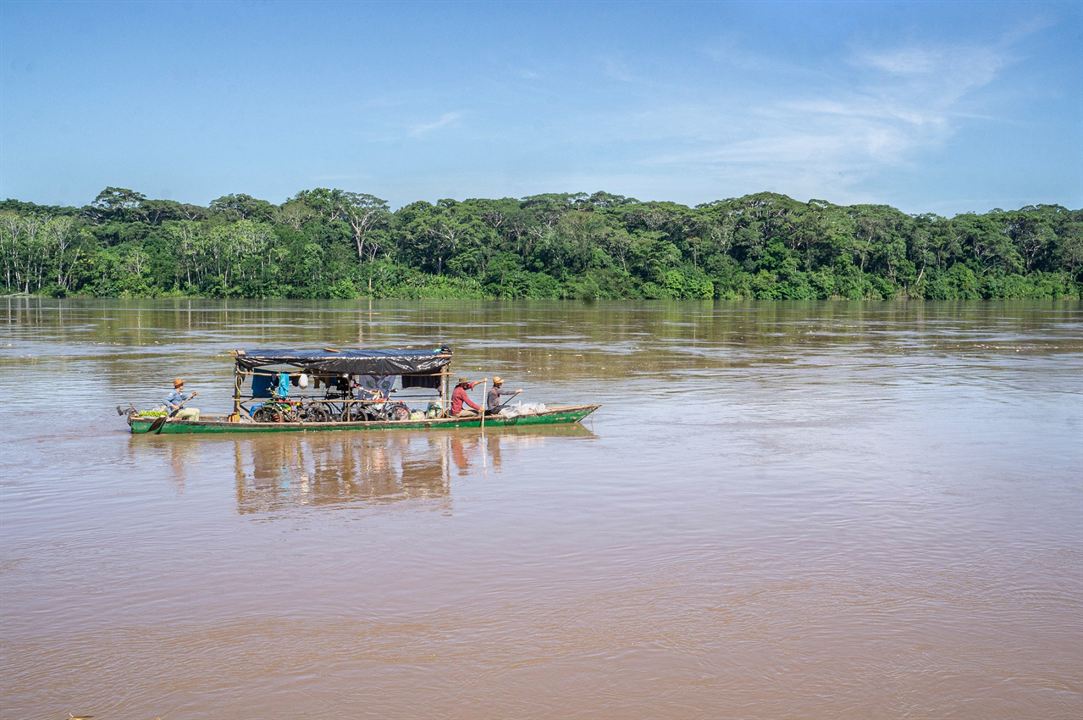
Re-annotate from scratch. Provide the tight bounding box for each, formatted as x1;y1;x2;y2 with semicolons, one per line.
480;378;487;431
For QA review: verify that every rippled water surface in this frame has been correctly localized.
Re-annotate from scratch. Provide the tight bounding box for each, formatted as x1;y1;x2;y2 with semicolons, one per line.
2;298;1082;719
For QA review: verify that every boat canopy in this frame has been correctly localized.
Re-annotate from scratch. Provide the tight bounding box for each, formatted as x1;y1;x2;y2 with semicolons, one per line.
234;346;452;376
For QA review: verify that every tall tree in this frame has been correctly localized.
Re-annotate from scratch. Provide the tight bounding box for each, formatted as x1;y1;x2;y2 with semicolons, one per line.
340;192;390;263
209;194;276;223
86;187;147;223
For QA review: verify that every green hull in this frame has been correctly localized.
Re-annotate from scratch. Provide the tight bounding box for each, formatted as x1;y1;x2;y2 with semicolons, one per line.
129;404;599;435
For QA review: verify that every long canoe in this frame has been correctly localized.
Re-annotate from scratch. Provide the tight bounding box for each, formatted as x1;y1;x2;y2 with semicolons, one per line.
129;404;600;435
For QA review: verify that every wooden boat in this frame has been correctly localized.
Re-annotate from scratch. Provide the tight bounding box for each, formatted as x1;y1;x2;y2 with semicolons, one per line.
129;404;600;434
127;345;599;434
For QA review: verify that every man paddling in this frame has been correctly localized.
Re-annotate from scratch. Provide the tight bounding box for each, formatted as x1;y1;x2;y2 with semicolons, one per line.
486;376;521;415
164;377;200;420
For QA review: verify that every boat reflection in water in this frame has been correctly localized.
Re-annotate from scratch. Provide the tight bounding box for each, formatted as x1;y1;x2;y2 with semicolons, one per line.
231;425;595;513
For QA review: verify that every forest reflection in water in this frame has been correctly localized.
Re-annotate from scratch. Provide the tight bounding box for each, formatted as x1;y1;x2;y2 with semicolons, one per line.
10;297;1081;399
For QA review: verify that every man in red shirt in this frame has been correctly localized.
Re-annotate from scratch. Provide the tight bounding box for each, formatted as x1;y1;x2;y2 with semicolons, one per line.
450;377;483;416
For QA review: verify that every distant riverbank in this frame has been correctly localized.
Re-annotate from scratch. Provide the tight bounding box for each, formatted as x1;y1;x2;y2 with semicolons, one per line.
3;189;1080;301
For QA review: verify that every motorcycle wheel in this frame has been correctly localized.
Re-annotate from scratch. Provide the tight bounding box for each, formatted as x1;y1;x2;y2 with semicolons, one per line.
252;406;279;423
303;404;332;423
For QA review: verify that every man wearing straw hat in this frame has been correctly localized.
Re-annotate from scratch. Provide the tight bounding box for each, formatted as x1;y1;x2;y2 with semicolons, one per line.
486;376;522;415
163;377;200;420
449;377;483;417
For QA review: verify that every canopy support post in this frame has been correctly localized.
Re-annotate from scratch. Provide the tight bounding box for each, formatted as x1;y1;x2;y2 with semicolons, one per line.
440;370;448;416
232;363;242;419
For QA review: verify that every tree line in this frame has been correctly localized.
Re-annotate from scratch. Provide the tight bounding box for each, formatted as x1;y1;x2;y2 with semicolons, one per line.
2;187;1080;300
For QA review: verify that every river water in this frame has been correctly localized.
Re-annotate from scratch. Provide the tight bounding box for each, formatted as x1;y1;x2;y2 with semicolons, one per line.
1;298;1081;719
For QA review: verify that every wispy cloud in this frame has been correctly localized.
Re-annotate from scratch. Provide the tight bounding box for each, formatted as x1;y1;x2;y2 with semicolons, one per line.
408;111;462;137
632;27;1038;205
854;43;1010;102
601;55;638;83
699;34;819;77
311;173;374;183
858;47;943;75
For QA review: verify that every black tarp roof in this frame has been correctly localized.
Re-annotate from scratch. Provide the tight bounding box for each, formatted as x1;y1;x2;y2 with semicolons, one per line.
234;347;452;376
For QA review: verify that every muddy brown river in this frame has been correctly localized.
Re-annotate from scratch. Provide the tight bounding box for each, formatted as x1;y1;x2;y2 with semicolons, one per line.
2;298;1081;719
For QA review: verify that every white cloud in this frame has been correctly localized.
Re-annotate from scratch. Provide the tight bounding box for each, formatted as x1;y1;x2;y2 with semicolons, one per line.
859;47;943;75
408;111;462;137
627;33;1026;206
601;55;638;83
311;173;374;184
856;43;1009;103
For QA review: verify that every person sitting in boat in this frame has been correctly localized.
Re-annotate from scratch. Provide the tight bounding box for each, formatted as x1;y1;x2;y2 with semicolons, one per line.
349;378;386;420
164;377;200;420
486;376;522;415
450;377;483;416
354;385;384;402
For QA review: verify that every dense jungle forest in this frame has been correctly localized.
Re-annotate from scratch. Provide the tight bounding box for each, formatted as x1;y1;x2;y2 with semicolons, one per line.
2;187;1080;300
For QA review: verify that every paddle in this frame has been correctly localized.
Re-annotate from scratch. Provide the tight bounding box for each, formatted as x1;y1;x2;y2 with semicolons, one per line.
491;389;523;414
150;391;198;434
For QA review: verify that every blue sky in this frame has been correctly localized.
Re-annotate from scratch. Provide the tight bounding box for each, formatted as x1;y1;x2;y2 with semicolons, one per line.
1;1;1080;215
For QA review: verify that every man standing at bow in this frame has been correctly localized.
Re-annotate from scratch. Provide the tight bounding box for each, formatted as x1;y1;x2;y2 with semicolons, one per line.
449;377;483;417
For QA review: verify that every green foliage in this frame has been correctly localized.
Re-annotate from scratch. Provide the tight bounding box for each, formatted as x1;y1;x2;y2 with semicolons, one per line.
1;188;1079;300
